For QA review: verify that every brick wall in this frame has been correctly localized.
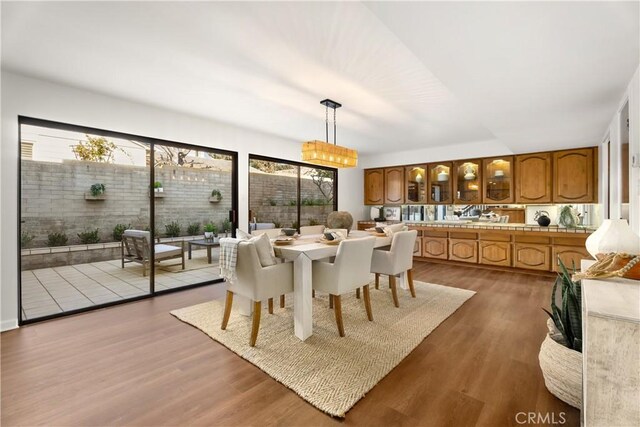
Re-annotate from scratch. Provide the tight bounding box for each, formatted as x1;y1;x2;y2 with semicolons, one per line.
21;160;333;247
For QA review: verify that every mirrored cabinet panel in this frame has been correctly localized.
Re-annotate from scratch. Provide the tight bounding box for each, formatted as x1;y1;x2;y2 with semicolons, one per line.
483;156;514;203
428;162;452;204
453;160;481;204
405;165;426;204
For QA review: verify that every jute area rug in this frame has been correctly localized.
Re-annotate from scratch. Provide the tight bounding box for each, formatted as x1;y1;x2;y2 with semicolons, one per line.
171;278;475;417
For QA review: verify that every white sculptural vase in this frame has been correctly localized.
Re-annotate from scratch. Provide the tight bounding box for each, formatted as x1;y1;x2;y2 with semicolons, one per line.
585;219;640;259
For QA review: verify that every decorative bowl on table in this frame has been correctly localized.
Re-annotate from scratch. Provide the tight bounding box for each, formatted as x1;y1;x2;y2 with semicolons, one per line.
282;228;297;237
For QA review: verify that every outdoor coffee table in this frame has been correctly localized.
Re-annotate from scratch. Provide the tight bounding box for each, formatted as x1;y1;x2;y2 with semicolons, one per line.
187;239;219;264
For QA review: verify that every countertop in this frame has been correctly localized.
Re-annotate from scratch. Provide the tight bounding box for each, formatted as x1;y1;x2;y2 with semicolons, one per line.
358;220;595;234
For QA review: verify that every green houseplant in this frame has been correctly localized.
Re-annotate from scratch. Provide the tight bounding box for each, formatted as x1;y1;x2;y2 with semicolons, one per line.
165;221;181;237
154;181;163;193
210;189;222;202
187;223;201;236
539;258;583;409
204;223;217;240
78;228;100;244
90;183;106;197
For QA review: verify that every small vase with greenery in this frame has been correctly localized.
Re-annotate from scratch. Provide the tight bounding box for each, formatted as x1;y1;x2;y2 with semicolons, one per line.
210;189;222;202
154;181;163;193
90;183;106;197
204;223;217;240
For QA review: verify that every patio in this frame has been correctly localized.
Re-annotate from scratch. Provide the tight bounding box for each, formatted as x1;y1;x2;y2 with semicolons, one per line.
21;248;221;320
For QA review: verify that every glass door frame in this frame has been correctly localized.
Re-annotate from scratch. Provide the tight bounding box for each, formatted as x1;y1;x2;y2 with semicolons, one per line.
17;116;238;325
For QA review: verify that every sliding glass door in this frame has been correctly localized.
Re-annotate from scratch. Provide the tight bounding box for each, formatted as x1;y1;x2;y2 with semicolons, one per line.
248;155;337;232
18;117;237;323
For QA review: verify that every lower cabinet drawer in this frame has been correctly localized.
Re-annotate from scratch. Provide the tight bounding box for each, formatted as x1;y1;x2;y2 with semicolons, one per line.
422;237;448;259
552;246;591;272
514;243;551;271
479;241;512;267
449;239;478;263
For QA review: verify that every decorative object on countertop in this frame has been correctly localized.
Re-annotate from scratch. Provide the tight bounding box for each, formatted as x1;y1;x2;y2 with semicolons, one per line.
585;219;640;260
281;228;297;237
558;205;579;228
574;253;640;281
539;258;582;409
384;206;401;221
327;211;353;232
535;210;552;227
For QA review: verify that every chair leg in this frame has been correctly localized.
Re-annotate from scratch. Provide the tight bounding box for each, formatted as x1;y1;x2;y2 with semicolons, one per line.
143;262;147;277
332;294;345;337
329;294;334;309
268;298;274;314
280;295;285;308
312;289;315;298
221;290;233;330
181;252;185;270
375;273;380;289
407;269;416;298
356;288;360;299
363;285;373;321
250;301;262;347
389;275;400;308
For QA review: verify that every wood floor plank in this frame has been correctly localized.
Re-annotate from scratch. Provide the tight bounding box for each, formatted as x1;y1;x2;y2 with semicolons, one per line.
1;261;580;426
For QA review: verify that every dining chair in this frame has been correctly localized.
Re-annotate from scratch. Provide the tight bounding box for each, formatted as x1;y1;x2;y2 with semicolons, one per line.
311;237;376;337
221;241;293;346
299;225;325;235
250;228;282;238
370;230;418;307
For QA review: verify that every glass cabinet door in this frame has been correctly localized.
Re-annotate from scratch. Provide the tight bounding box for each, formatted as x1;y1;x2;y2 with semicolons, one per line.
405;165;426;204
483;156;514;203
427;162;452;204
453;160;481;204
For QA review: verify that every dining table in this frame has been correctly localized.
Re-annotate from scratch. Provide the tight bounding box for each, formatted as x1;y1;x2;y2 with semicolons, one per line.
272;231;403;341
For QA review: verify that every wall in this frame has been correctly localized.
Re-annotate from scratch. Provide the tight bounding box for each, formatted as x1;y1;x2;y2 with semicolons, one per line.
0;72;363;330
601;65;640;234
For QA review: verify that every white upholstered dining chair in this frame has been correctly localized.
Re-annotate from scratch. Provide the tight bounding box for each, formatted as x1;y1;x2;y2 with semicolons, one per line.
311;237;376;337
221;241;293;346
370;230;418;307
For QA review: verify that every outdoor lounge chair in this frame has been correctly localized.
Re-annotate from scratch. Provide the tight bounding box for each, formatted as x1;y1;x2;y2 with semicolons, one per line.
121;230;185;276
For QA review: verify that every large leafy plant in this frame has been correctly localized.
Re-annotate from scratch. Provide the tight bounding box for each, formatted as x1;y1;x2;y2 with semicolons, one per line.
544;259;582;352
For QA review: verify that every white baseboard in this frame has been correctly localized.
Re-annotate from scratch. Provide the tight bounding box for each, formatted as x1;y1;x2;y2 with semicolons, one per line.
1;319;19;332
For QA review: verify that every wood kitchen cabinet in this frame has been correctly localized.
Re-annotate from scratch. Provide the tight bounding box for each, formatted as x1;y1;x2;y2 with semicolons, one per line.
427;162;453;204
483;156;514;204
553;148;595;203
423;236;448;259
406;165;427;204
449;239;478;263
479;241;512;267
364;169;384;205
453;160;482;204
384;167;405;204
514;243;551;271
552;246;591;272
515;152;552;203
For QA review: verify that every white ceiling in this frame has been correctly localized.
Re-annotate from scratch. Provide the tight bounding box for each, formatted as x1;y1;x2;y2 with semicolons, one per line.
2;2;638;155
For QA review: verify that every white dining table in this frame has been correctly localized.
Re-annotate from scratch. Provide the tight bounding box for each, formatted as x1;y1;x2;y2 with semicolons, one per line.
274;233;400;341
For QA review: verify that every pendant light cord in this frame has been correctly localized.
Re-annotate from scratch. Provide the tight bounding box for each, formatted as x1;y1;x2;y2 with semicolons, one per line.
325;104;329;144
334;107;337;146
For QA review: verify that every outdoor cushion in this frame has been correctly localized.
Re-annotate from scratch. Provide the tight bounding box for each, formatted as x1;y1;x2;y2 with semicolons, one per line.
155;244;183;259
123;229;151;249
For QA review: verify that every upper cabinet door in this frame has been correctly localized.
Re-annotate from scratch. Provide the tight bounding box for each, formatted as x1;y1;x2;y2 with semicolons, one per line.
364;169;384;205
515;153;552;203
453;160;482;204
483;156;514;204
553;148;595;203
427;162;453;204
384;167;405;204
405;165;427;204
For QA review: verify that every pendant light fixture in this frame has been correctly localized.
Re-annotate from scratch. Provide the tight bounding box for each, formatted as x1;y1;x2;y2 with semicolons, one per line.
302;99;358;168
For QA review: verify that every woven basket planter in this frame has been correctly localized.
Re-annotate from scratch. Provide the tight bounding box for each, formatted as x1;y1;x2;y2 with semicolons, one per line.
539;319;583;409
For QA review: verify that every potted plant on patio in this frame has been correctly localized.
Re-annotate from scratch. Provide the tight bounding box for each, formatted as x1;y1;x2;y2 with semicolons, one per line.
90;183;105;197
539;259;583;409
209;189;222;203
221;218;231;237
154;181;163;193
204;223;217;241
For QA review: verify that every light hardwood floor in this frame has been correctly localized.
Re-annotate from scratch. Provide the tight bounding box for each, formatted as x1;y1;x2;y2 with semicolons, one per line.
1;261;579;426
